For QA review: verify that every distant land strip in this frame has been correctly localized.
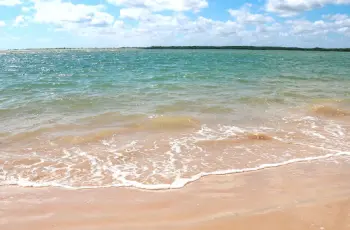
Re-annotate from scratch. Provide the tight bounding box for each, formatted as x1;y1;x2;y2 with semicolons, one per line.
143;46;350;52
2;46;350;52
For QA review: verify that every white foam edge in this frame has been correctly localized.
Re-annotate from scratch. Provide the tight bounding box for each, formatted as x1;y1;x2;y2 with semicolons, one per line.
1;151;349;191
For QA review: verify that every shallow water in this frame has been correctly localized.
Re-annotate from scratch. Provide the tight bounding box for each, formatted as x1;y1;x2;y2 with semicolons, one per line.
1;49;350;189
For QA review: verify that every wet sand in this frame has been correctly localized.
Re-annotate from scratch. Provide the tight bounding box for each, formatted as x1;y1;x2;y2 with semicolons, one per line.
1;159;349;230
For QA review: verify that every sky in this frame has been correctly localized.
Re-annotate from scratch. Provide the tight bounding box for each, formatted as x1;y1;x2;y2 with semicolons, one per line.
0;0;350;49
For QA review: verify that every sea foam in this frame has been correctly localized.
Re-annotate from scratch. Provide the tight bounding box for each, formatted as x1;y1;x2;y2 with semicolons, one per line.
1;151;349;190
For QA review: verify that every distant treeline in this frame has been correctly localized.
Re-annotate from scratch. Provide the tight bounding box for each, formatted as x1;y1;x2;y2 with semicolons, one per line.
143;46;350;52
5;46;350;52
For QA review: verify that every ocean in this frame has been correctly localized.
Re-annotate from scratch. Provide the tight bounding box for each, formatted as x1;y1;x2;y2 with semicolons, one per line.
1;49;350;189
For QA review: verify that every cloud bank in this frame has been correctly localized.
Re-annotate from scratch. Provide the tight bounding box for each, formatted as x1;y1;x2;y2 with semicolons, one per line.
0;0;349;48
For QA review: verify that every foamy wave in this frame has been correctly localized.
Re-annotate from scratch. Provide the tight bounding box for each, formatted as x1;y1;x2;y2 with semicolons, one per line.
196;124;245;140
1;120;349;191
1;151;349;190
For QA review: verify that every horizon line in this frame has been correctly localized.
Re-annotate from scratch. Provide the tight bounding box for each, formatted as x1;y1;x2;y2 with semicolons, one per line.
1;45;350;52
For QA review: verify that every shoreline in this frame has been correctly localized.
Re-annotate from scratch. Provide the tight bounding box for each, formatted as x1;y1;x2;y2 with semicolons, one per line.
1;151;349;190
1;158;349;230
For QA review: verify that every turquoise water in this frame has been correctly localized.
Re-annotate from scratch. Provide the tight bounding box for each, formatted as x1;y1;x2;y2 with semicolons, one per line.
1;50;350;189
1;50;349;118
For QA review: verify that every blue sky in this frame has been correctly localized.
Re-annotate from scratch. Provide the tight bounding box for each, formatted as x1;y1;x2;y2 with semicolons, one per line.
0;0;350;49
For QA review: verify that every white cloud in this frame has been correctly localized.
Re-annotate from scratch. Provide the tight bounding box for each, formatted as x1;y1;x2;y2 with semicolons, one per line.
0;21;6;27
95;9;350;47
338;27;349;32
229;4;274;25
0;0;21;6
13;15;27;27
267;0;350;16
184;17;242;36
113;20;124;28
324;14;349;21
127;12;190;35
286;14;350;37
287;19;330;35
107;0;208;12
119;7;151;20
71;3;308;47
21;6;33;12
81;9;249;47
256;22;282;33
325;14;350;28
33;0;115;29
117;3;275;41
9;1;347;48
116;9;242;38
